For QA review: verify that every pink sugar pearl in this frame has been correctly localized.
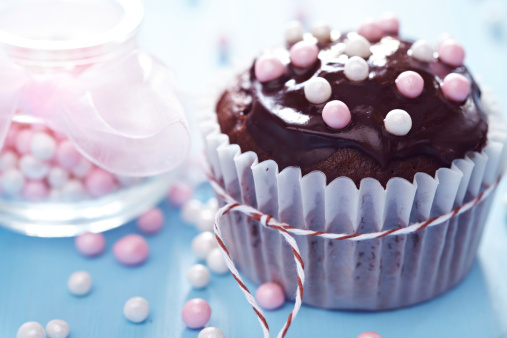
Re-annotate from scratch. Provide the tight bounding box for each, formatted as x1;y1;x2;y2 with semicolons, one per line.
113;234;149;266
56;140;81;169
255;282;285;310
322;100;351;130
5;124;19;148
395;71;424;98
254;56;285;82
290;41;319;68
75;232;106;257
137;208;164;235
182;298;211;329
15;129;33;155
168;182;193;207
377;13;399;34
85;168;117;197
438;39;465;67
442;73;470;102
357;20;383;42
21;181;49;201
358;331;382;338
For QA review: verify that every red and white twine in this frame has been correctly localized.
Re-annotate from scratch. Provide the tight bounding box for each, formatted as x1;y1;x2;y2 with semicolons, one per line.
211;177;498;338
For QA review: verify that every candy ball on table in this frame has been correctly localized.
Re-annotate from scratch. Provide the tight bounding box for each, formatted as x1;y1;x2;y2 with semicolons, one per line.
195;208;215;232
168;182;193;206
45;319;70;338
187;264;211;289
206;248;229;275
181;199;203;224
199;327;226;338
75;232;106;257
68;271;92;296
17;321;45;338
137;208;165;235
255;282;285;310
124;297;150;323
358;331;382;338
113;234;149;266
182;298;211;329
192;232;218;260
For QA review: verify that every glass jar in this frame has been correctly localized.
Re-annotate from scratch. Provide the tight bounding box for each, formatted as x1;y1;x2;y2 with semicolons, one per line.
0;0;190;237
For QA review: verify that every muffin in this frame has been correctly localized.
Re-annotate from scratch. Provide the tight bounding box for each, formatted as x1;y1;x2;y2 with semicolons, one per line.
201;16;507;310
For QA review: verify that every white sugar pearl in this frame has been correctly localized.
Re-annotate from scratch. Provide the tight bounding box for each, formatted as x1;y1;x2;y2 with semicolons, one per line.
17;321;45;338
60;179;86;201
409;40;435;62
19;155;50;180
71;158;92;178
311;22;331;43
304;77;332;104
206;198;219;214
384;109;412;136
285;20;304;44
344;56;369;81
46;319;70;338
0;150;17;171
206;248;229;274
123;297;149;323
345;34;371;58
192;231;218;259
48;167;69;188
1;169;25;195
30;132;56;160
187;264;211;289
196;208;215;232
199;327;226;338
68;271;92;296
182;199;203;225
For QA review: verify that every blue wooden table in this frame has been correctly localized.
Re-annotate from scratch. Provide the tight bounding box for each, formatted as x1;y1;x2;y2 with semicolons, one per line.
1;0;507;337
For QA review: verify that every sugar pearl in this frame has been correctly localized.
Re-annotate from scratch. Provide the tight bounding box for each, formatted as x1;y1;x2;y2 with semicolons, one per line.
199;327;226;338
168;182;193;206
357;19;383;42
357;331;382;338
85;168;117;197
45;319;70;338
30;132;56;160
206;198;219;214
187;264;211;289
438;39;465;67
137;208;164;235
384;109;412;136
19;155;50;180
56;141;80;169
60;179;86;201
290;41;319;68
206;248;229;274
345;34;371;58
113;234;149;266
15;129;33;155
442;73;470;102
182;199;203;224
182;298;211;329
395;71;424;98
254;56;285;83
304;77;332;104
22;181;49;202
48;167;69;188
71;158;92;178
0;150;17;170
1;169;25;195
196;208;215;232
311;22;331;43
68;271;92;296
256;282;285;310
344;56;369;81
377;13;399;34
322;100;351;129
75;232;106;257
285;20;304;44
17;321;45;338
5;124;19;148
192;232;218;260
123;297;150;323
409;40;435;62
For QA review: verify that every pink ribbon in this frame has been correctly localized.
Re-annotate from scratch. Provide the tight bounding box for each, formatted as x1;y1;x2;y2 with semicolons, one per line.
0;50;190;176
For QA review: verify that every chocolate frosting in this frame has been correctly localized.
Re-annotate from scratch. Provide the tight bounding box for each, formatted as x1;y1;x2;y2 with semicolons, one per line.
237;35;487;170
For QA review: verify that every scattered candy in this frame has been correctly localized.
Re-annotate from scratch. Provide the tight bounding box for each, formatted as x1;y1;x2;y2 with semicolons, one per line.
206;248;229;275
199;327;226;338
113;234;149;266
182;199;203;224
84;168;117;197
45;319;70;338
30;132;56;160
123;297;150;323
322;100;351;129
187;264;211;289
290;41;319;68
357;331;382;338
442;73;470;102
182;298;212;329
75;232;106;257
195;208;215;232
357;19;383;42
254;56;285;83
22;181;49;202
304;77;332;104
137;208;164;234
68;271;92;296
384;109;412;136
168;182;193;206
285;20;304;44
17;321;45;338
311;22;331;43
255;282;285;310
192;231;218;260
377;13;399;34
344;56;369;81
409;40;434;62
395;71;424;98
19;155;50;180
1;168;25;195
438;39;465;67
345;34;371;58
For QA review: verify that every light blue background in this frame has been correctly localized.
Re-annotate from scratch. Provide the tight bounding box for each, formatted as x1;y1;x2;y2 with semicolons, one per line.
1;0;507;337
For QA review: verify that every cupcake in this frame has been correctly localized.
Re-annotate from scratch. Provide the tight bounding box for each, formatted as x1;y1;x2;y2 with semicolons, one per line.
201;16;507;311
